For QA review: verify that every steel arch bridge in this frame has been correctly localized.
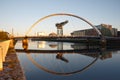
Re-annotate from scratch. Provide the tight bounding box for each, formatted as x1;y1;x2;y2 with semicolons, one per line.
25;13;102;37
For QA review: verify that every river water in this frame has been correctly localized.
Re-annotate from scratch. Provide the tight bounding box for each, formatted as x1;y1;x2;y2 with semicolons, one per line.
15;40;120;80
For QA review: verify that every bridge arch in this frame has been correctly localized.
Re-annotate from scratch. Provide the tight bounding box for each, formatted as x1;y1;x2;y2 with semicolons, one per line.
26;13;102;37
25;13;102;37
26;53;99;76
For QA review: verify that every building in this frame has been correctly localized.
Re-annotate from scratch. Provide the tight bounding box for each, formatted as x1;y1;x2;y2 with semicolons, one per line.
96;24;112;36
71;28;98;37
37;32;46;36
111;28;118;37
117;31;120;37
71;24;118;37
49;32;57;36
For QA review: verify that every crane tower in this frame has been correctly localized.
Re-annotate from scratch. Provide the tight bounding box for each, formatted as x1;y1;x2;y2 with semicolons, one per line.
55;20;68;36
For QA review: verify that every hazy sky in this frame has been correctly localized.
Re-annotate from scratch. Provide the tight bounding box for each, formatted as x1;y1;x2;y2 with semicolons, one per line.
0;0;120;36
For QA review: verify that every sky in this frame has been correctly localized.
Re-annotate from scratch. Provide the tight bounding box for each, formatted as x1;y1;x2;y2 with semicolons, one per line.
0;0;120;36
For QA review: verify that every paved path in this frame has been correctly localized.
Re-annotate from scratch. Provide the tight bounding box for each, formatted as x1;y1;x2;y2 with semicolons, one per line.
0;50;26;80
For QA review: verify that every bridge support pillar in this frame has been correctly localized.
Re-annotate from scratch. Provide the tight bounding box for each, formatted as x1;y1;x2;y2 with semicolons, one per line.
22;36;28;51
100;35;106;49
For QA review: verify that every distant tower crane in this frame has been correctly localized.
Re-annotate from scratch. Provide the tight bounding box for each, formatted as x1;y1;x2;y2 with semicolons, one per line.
55;20;68;36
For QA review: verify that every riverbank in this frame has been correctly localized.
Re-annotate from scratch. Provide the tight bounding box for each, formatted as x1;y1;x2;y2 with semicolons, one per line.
0;49;26;80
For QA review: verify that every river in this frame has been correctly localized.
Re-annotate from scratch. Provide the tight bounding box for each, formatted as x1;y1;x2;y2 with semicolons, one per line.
15;40;120;80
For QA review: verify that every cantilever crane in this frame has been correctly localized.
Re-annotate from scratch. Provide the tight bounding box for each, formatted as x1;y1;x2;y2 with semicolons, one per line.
56;20;68;36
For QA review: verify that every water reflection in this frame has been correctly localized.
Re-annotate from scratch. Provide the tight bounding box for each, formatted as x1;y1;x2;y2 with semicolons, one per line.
16;41;113;75
26;53;99;76
16;48;115;76
56;53;69;63
71;43;100;50
16;41;120;80
37;41;46;48
57;42;63;50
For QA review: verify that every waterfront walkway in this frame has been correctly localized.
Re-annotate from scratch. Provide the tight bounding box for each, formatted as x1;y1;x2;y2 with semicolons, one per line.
0;49;26;80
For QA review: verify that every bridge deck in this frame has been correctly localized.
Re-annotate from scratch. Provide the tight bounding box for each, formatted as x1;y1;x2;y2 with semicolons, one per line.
13;36;120;44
